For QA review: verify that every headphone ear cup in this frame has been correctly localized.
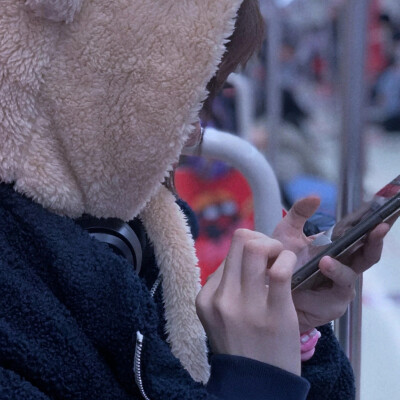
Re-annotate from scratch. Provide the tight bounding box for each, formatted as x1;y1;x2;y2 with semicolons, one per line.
76;217;143;274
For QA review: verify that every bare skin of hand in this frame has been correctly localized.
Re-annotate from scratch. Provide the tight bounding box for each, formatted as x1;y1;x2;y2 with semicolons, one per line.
196;229;301;375
273;196;397;332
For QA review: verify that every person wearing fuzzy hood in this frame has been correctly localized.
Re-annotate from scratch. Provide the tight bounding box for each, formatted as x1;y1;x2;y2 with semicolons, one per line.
0;0;395;399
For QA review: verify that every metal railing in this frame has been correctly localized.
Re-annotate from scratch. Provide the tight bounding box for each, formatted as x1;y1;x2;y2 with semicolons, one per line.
227;73;255;141
182;127;283;235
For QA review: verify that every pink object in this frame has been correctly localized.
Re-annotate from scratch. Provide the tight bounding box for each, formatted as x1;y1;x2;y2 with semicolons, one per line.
300;328;321;362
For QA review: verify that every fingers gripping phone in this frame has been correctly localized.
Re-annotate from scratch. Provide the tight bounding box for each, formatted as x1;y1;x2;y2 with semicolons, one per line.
291;175;400;291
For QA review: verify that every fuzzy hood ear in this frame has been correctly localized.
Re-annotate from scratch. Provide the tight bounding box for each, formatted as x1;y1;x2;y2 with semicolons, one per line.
1;0;242;220
1;0;244;382
25;0;83;22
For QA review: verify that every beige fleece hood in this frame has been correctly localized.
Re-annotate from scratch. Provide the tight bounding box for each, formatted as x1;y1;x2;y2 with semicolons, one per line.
1;0;243;383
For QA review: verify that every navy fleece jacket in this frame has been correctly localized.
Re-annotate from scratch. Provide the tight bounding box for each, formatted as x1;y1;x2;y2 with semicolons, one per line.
0;183;310;400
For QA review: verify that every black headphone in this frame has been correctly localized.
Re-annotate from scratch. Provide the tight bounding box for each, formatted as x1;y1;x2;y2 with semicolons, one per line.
77;216;143;273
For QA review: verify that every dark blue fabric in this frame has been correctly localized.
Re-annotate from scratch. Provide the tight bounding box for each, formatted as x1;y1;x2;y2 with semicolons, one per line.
0;184;210;400
208;355;310;400
302;324;356;399
176;197;200;240
0;183;349;399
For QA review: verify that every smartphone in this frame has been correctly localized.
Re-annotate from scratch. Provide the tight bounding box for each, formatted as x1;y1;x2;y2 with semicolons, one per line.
291;175;400;291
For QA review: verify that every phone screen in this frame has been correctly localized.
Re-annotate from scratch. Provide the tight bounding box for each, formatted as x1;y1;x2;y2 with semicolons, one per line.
291;175;400;291
331;175;400;241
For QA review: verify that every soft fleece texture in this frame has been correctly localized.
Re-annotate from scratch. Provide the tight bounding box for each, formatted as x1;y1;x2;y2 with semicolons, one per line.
302;324;355;399
0;183;311;400
141;186;209;382
25;0;84;22
1;0;241;220
0;0;243;382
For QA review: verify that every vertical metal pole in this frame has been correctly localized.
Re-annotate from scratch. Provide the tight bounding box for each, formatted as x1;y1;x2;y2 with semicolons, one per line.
336;0;370;398
264;1;283;168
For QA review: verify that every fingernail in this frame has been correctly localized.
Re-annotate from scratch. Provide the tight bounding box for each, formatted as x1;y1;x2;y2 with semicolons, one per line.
301;334;310;344
324;258;334;273
309;328;318;338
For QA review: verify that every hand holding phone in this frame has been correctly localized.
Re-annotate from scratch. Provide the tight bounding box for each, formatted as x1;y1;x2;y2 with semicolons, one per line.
291;176;400;291
272;185;399;332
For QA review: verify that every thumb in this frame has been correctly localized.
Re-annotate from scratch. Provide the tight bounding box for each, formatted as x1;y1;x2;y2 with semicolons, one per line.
275;196;321;234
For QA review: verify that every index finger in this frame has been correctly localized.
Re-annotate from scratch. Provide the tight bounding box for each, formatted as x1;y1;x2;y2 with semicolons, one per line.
267;250;297;309
219;229;265;291
241;236;284;298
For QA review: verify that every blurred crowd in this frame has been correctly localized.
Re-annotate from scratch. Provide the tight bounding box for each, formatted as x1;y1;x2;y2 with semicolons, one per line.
176;0;400;277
